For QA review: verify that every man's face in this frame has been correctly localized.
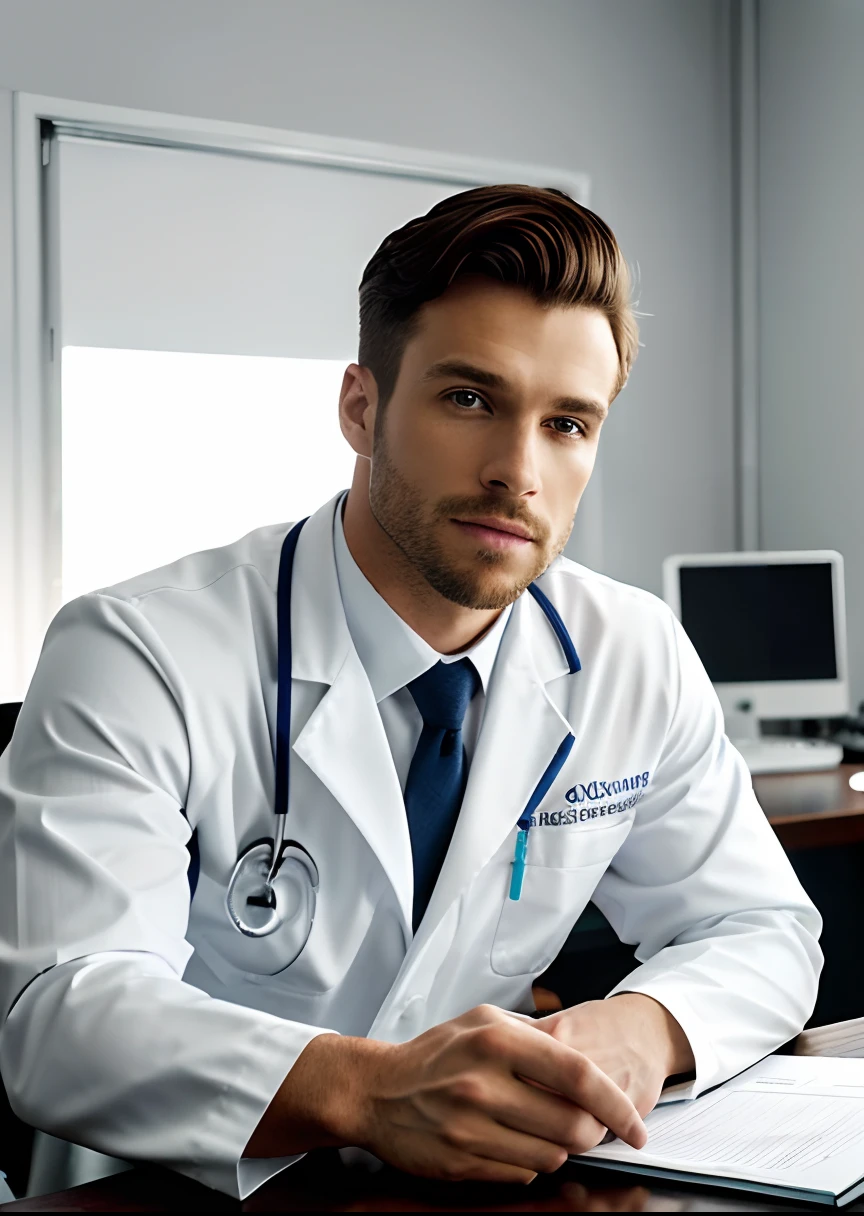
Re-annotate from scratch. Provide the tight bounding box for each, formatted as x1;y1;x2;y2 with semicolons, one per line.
367;278;620;610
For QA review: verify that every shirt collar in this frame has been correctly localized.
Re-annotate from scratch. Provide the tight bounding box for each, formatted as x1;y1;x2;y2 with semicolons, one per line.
333;497;511;704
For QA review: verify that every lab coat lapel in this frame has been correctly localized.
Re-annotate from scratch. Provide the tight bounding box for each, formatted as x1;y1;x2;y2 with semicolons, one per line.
293;653;414;933
289;497;414;934
416;586;573;943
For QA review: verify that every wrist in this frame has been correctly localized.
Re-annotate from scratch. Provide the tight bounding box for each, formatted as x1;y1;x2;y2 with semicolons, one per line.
311;1034;396;1146
609;993;694;1079
245;1033;396;1158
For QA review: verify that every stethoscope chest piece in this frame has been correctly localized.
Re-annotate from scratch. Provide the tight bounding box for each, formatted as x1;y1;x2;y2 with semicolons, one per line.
226;840;319;956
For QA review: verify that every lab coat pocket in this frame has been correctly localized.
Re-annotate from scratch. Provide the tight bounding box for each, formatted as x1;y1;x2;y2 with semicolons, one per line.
490;821;630;978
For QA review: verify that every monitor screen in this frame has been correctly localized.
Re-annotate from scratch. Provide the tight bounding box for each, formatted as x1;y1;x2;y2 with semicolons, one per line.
678;562;838;683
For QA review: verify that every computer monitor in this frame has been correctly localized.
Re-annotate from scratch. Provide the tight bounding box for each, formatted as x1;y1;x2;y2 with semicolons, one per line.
662;551;849;720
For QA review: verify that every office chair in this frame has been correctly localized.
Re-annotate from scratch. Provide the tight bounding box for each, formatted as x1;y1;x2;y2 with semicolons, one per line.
0;702;33;1198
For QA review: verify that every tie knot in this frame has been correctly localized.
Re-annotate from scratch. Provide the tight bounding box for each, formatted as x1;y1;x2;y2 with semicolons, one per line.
407;659;481;733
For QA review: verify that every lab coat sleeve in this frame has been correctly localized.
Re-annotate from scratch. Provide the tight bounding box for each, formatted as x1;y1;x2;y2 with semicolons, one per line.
590;611;823;1094
0;593;333;1199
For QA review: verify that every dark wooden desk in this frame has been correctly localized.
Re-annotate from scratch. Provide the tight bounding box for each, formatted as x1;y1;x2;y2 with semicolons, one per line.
2;1150;859;1213
751;762;864;1029
756;762;864;849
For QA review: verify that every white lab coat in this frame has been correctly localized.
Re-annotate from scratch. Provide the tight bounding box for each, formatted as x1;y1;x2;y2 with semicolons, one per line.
0;494;821;1198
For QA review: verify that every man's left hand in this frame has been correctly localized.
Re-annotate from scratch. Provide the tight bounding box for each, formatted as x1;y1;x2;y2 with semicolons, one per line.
532;993;695;1120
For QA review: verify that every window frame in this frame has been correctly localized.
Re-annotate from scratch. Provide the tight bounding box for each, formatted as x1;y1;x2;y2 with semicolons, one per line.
5;91;590;697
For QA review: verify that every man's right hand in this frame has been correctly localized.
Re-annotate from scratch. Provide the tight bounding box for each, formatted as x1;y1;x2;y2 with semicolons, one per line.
245;1003;647;1183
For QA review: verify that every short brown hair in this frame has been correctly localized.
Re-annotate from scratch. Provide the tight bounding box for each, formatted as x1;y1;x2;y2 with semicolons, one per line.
358;184;637;406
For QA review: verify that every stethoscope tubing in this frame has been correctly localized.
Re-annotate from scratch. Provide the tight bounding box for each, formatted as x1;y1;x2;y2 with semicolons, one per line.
271;518;309;885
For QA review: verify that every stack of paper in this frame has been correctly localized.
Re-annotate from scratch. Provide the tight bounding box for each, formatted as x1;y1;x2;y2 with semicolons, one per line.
578;1055;864;1206
795;1017;864;1059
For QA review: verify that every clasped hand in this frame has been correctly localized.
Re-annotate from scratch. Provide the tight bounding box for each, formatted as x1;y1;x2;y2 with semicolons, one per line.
249;994;692;1184
355;1002;652;1184
354;994;688;1183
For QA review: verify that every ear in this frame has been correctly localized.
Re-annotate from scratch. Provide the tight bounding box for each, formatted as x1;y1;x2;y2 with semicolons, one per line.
339;364;379;459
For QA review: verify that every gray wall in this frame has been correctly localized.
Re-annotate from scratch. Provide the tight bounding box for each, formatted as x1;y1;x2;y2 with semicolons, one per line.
759;0;864;702
0;0;736;598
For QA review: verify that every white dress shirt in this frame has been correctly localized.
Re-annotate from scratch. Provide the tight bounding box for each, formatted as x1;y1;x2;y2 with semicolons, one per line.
332;502;512;790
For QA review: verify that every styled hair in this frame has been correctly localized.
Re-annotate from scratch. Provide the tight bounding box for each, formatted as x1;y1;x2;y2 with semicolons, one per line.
358;184;638;405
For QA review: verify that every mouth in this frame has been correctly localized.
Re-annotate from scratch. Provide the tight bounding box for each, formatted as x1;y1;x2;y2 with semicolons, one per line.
451;516;535;551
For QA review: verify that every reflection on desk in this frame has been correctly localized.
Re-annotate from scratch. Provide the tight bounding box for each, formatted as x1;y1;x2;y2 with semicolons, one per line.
754;762;864;849
4;1149;864;1213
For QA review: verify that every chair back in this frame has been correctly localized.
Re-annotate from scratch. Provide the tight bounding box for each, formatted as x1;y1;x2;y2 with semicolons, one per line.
0;700;31;1196
0;703;22;755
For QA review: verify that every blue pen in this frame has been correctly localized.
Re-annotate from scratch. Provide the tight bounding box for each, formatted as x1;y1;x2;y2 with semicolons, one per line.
508;733;575;901
509;823;531;900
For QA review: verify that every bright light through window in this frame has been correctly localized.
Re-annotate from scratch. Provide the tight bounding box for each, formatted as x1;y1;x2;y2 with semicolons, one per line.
61;347;355;601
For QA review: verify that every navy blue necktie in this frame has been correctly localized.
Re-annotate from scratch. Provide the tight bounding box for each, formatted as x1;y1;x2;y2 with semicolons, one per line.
404;659;481;931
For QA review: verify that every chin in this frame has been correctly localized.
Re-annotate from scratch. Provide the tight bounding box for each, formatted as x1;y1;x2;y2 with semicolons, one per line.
450;568;532;612
418;543;549;612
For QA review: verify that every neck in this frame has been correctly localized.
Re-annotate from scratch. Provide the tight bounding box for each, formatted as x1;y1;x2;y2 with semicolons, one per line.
341;473;503;655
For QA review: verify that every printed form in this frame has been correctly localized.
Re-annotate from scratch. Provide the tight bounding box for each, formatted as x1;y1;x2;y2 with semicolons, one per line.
581;1055;864;1204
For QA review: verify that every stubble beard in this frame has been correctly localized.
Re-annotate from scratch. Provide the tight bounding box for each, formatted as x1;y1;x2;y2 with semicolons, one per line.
367;438;571;611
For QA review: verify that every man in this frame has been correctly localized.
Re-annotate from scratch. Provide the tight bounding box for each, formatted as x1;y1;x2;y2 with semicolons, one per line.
0;186;820;1198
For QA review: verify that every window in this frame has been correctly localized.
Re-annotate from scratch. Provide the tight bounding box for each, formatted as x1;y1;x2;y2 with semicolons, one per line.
61;347;353;599
52;134;461;598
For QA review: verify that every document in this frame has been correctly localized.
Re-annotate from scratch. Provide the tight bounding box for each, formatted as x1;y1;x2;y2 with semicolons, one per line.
578;1055;864;1206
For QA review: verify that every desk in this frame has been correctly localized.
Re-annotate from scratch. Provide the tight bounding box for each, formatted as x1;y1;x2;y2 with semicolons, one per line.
756;763;864;849
752;762;864;1028
3;1150;863;1213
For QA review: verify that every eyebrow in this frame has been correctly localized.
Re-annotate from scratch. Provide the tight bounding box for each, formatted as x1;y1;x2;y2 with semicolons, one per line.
420;359;609;421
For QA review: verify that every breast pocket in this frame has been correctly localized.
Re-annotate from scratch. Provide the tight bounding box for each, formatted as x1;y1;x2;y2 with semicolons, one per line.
490;820;631;978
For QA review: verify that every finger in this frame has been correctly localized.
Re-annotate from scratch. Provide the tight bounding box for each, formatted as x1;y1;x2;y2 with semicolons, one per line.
488;1081;608;1154
439;1156;538;1185
444;1114;569;1176
481;1023;647;1149
531;984;563;1013
528;1050;645;1150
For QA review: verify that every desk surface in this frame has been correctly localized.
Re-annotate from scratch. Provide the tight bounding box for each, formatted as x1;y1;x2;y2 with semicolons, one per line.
756;762;864;848
3;1151;863;1213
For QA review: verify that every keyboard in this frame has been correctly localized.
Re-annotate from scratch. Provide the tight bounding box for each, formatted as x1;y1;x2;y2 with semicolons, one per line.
732;737;844;776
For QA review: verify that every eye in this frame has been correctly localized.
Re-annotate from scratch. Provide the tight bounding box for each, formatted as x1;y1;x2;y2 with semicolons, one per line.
546;417;585;437
447;389;487;410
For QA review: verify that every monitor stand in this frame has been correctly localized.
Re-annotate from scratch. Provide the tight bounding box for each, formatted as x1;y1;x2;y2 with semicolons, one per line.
724;704;843;776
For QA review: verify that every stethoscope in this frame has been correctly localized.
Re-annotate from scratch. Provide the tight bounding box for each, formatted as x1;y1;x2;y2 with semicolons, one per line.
225;515;581;956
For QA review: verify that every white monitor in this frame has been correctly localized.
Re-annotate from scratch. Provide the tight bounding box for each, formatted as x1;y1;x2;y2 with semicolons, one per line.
662;550;849;720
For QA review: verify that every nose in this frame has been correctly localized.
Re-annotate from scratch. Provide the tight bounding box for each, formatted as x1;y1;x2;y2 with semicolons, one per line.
479;420;540;499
